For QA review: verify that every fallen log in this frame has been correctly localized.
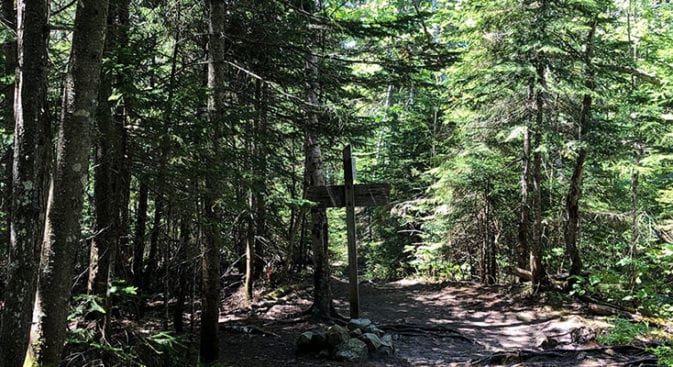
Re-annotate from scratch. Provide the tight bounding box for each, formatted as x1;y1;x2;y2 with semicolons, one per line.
579;295;643;320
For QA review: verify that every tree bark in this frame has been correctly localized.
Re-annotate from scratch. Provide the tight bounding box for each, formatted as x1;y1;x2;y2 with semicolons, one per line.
244;189;255;302
200;0;227;362
1;0;17;249
145;193;164;291
629;143;642;286
133;182;149;290
29;0;109;365
517;126;531;280
200;185;221;363
173;215;190;333
89;0;131;297
303;51;332;321
563;17;597;280
89;38;120;298
0;0;49;365
564;150;586;278
253;79;268;280
530;64;546;287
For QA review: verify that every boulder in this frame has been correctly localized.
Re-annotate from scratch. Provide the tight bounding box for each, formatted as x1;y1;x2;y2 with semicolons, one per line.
326;325;350;348
371;345;394;358
334;338;368;362
347;318;372;332
296;330;326;352
360;333;383;351
364;324;385;336
381;334;393;348
297;331;316;352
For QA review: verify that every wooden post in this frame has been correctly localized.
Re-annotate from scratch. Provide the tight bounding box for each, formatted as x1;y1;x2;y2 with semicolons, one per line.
343;145;360;319
305;145;390;319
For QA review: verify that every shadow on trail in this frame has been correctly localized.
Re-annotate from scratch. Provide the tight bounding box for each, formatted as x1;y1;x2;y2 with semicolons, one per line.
217;278;659;366
337;279;658;366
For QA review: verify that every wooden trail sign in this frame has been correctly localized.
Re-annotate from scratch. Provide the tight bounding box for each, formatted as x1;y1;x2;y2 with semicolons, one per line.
306;145;390;319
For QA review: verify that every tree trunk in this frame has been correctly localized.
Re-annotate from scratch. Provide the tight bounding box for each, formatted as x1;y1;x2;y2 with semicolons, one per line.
629;143;642;286
200;184;221;363
89;21;125;297
244;194;255;301
487;200;498;285
564;150;586;278
173;215;190;333
200;0;227;362
563;17;597;280
517;127;531;280
1;0;17;249
303;52;332;320
87;85;119;328
145;193;164;291
112;0;132;283
253;79;268;280
30;0;109;365
133;182;149;290
244;188;255;302
0;0;49;365
530;64;546;287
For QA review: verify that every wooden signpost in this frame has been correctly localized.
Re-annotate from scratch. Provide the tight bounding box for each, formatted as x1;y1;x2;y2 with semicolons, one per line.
306;145;390;319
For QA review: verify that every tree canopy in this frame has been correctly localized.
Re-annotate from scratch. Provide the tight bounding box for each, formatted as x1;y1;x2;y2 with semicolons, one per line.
0;0;671;365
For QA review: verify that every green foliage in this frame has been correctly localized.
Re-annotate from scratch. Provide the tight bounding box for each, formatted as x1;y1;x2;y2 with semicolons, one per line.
1;0;672;363
569;274;602;297
648;344;673;367
68;294;106;321
362;214;413;281
597;317;650;345
66;308;193;367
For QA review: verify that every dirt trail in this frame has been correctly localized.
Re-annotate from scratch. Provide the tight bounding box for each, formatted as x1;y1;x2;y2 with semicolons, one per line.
218;279;659;366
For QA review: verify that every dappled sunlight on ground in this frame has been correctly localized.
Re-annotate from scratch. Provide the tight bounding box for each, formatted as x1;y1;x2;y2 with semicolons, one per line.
216;278;658;366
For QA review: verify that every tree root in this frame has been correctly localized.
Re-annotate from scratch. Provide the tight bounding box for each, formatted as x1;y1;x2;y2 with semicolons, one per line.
221;324;280;337
378;323;478;344
262;302;347;326
472;345;659;366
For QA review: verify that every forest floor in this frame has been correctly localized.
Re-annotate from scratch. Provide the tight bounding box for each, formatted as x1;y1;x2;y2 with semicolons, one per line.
217;278;663;366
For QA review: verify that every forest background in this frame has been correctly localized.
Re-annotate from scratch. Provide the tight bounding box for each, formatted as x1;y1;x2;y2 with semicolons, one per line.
0;0;671;365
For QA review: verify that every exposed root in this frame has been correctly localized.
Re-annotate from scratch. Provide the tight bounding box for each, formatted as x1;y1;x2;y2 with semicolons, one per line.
471;345;659;366
378;323;477;344
220;324;280;337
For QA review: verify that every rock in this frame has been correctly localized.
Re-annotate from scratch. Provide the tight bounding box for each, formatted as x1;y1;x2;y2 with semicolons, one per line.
364;324;385;336
334;338;368;362
380;334;393;348
360;333;383;351
371;346;394;358
297;330;326;352
348;318;372;332
312;330;326;346
350;328;363;337
297;331;316;352
317;348;330;358
326;325;350;348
